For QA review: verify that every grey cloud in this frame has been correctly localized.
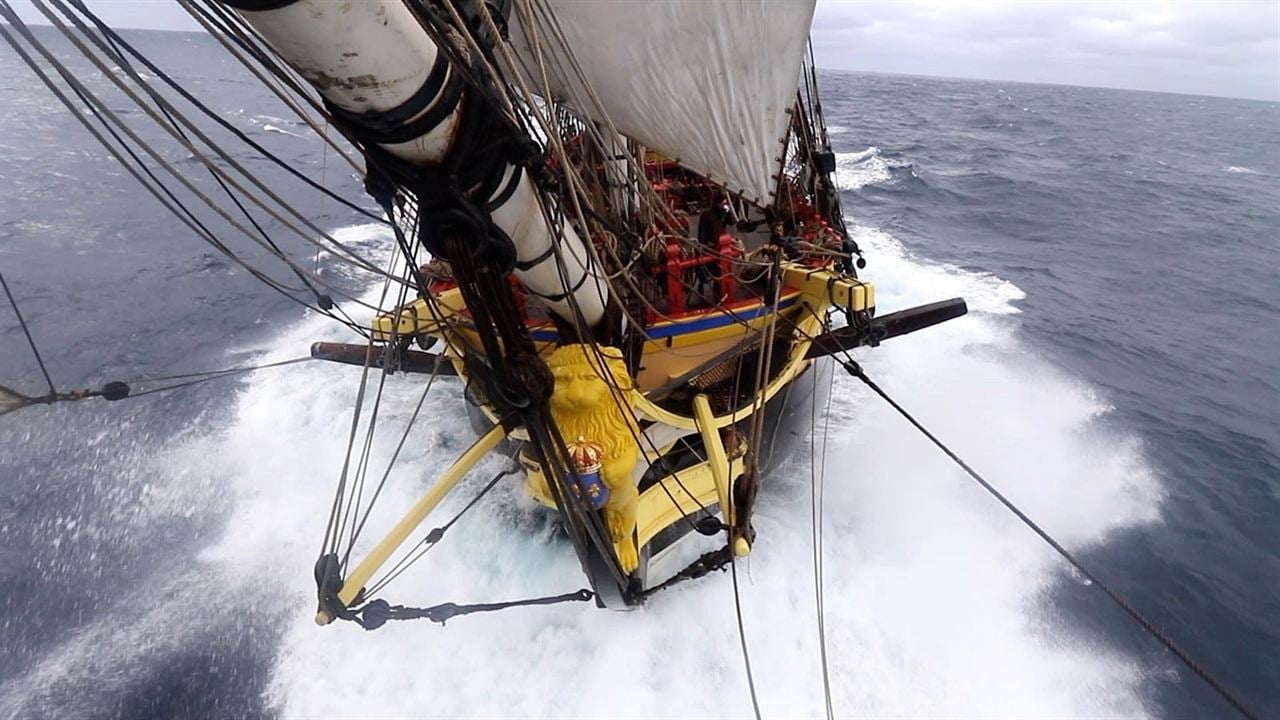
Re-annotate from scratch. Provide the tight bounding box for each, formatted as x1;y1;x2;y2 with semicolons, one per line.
812;0;1280;101
6;0;1277;101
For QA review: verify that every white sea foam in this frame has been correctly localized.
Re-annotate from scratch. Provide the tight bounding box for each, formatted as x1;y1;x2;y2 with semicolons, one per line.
253;114;299;127
249;224;1156;716
2;221;1164;717
835;147;910;191
250;114;307;138
310;221;391;265
263;124;303;138
1224;166;1259;174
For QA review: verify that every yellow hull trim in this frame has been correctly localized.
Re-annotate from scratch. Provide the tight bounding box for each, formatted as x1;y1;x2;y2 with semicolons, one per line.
336;263;869;595
631;308;826;431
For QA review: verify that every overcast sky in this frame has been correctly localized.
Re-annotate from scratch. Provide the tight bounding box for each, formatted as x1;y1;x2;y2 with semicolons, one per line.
812;0;1280;101
7;0;1280;101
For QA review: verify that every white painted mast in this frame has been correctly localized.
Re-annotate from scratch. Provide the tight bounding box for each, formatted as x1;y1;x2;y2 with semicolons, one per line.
220;0;608;326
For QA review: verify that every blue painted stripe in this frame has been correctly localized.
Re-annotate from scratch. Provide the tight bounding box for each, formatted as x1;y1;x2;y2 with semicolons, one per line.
645;296;799;339
525;296;799;343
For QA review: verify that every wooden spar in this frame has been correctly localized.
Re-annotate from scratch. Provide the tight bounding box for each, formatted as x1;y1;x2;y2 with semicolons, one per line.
336;423;508;608
692;394;733;528
309;341;458;376
803;298;968;360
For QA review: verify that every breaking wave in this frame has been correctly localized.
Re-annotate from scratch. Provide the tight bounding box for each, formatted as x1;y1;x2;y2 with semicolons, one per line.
835;146;913;191
262;124;303;138
246;114;308;138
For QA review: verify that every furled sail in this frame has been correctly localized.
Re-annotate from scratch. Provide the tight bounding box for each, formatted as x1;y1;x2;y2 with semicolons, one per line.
223;0;609;326
509;0;818;206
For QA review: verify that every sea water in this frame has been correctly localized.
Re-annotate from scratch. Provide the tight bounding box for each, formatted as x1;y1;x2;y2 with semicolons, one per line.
1;29;1276;719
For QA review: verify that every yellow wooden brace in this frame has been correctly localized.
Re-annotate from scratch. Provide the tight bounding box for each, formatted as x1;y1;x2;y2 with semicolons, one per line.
781;262;875;313
371;287;466;341
692;393;734;528
332;423;508;612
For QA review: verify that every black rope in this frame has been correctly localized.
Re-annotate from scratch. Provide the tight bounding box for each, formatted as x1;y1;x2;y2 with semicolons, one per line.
345;361;450;570
0;271;55;395
124;356;316;398
22;0;398;295
0;8;374;332
65;0;387;225
810;362;836;720
334;254;407;565
321;336;377;560
730;556;763;720
0;356;316;416
354;588;594;630
639;545;733;598
84;15;332;308
841;359;1261;720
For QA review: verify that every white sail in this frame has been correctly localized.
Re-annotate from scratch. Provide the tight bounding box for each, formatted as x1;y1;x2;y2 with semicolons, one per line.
509;0;817;205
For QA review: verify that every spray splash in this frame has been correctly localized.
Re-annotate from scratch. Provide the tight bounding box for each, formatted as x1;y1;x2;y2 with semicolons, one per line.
214;224;1158;717
1;222;1164;717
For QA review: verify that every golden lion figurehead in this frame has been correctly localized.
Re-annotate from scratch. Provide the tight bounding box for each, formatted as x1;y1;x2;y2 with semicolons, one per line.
543;344;642;572
546;345;635;417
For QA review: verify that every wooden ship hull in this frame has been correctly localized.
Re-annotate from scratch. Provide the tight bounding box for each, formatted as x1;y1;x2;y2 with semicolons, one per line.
0;0;966;620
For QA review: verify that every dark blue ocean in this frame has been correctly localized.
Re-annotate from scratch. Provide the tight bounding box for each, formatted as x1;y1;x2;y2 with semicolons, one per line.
1;29;1277;719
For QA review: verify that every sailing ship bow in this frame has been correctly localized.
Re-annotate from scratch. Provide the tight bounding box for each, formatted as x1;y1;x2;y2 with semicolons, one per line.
204;0;965;622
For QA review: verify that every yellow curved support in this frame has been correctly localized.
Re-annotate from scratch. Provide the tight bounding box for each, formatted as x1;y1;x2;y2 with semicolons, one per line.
634;457;744;548
633;309;826;431
337;423;507;606
692;394;734;527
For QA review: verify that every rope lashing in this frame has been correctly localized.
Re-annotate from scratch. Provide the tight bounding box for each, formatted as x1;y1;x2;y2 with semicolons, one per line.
0;382;129;417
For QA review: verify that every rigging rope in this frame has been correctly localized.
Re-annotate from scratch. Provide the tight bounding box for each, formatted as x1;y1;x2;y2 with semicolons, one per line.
840;358;1261;720
0;6;379;331
810;362;836;720
326;249;402;564
730;555;763;720
29;0;397;290
79;10;333;309
179;0;365;177
0;271;56;396
363;468;517;598
64;0;384;225
354;588;594;630
338;248;418;570
124;357;316;398
0;356;316;416
345;356;447;565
